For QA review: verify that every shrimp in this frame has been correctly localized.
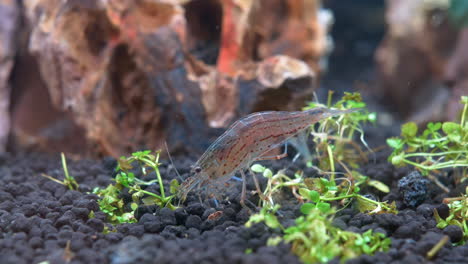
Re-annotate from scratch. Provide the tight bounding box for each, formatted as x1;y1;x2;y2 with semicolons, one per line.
177;107;359;204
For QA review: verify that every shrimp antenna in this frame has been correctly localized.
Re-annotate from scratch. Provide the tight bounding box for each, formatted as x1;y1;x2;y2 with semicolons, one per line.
164;141;184;181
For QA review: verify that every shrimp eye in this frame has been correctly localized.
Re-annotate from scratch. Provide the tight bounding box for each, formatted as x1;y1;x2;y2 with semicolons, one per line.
194;166;202;173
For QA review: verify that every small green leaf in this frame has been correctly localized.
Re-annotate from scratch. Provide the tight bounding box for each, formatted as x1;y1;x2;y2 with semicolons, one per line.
461;96;468;104
368;180;390;193
116;172;129;187
245;214;263;228
401;122;418;138
308;190;320;203
130;202;138;211
264;213;281;229
342;92;362;102
442;122;462;142
267;236;282;246
118;158;133;171
428;122;442;132
169;179;180;194
368;112;377;123
263;169;273;178
141;196;163;206
391;153;405;167
299;188;310;199
320;178;330;185
386;138;403;149
251;164;265;173
300;203;315;215
316;202;331;213
442;122;461;134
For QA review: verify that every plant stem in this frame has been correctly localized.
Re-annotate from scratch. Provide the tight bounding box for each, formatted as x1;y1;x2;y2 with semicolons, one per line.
426;235;449;259
461;99;467;128
61;152;77;190
136;154;166;198
154;152;165;198
327;145;335;182
327;90;334;107
402;158;468;171
402;151;467;158
61;153;70;180
320;193;356;201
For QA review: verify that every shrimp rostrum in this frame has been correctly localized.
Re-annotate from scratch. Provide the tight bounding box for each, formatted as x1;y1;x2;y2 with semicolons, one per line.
177;107;358;205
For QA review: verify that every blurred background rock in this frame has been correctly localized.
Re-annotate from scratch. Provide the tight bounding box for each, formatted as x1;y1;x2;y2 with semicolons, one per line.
0;0;466;157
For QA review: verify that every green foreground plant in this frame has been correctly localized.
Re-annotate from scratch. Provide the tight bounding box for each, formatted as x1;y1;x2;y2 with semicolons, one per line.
247;206;390;264
93;150;178;224
41;152;79;190
387;96;468;177
434;186;468;244
304;91;377;180
251;164;396;215
246;92;394;263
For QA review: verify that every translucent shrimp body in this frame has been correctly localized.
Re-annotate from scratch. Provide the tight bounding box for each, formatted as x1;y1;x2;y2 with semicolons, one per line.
178;107;357;202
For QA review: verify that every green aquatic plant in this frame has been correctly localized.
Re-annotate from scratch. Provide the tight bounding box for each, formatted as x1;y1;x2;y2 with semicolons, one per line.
41;152;79;191
434;186;468;243
246;92;393;262
304;91;376;179
248;206;390;264
250;164;396;215
94;150;178;224
387;96;468;178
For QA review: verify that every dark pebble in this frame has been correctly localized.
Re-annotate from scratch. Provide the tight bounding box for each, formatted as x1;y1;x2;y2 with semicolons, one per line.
70;238;87;252
186;203;205;216
11;214;30;232
158;208;176;226
20;204;36;218
443;225;464;243
398;171;428;208
394;221;423;240
332;218;348;230
174;208;189;225
73;199;99;211
72;207;90;220
202;208;216;220
0;201;15;211
55;211;75;227
105;232;124;243
128;225;145;237
348;213;373;228
135;205;158;220
86;218;104;232
185;227;201;239
161;225;186;238
375;213;402;232
236;208;250;222
185;215;202;229
28;237;43;249
140;214;162;233
77;224;95;234
59;190;82;205
416;203;433;218
435;204;450;219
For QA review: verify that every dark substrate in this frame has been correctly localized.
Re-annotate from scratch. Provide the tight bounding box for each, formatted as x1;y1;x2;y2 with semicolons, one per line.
0;149;467;264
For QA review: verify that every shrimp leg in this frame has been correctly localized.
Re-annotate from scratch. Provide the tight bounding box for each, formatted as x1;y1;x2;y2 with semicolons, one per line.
254;142;289;161
240;170;248;208
249;169;267;201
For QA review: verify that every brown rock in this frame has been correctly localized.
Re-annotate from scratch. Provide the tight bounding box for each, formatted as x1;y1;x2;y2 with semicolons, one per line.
0;0;19;152
375;0;458;120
